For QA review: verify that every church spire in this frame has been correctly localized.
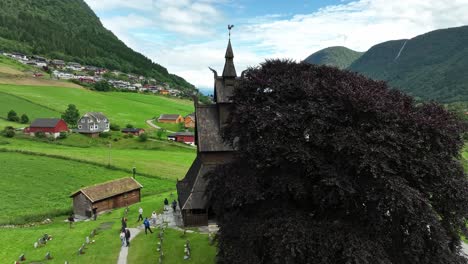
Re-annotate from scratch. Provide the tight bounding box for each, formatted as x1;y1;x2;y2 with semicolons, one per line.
222;25;237;78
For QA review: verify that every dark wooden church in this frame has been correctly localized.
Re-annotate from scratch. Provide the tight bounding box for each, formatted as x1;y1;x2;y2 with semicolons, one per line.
176;38;238;227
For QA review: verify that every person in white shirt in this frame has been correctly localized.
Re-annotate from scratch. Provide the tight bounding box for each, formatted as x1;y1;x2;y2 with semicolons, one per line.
137;207;143;222
151;211;157;226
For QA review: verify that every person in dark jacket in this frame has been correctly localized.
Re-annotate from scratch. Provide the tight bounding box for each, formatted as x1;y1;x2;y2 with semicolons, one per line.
92;207;98;220
164;198;169;211
125;228;131;247
121;217;127;230
172;200;177;212
143;217;153;234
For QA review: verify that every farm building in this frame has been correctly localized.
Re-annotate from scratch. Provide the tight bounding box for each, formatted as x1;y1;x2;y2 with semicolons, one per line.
184;113;196;128
70;177;143;218
167;131;195;145
122;128;145;136
158;114;184;124
176;38;237;227
76;112;110;137
24;118;68;138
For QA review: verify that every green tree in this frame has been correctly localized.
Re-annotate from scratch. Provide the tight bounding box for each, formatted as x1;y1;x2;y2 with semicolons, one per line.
126;124;134;128
156;128;165;140
3;127;15;138
7;110;19;122
61;104;80;128
138;133;148;142
20;114;29;124
93;80;111;92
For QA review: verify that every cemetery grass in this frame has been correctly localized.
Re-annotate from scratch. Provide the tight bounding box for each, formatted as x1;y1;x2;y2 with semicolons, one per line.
0;134;196;180
0;191;193;263
128;228;216;264
0;84;194;128
0;152;176;225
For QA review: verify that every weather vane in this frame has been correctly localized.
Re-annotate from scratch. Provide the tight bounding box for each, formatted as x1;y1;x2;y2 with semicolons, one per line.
228;24;234;39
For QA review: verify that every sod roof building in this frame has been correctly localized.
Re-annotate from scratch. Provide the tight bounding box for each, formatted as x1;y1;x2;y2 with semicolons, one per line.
70;178;143;218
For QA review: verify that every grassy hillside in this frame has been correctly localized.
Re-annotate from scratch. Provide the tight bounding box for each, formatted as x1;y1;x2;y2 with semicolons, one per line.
0;84;194;127
348;26;468;102
0;0;195;92
0;134;195;180
304;46;363;69
0;151;175;225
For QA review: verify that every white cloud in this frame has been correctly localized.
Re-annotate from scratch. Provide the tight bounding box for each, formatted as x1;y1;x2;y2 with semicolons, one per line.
87;0;468;89
84;0;152;11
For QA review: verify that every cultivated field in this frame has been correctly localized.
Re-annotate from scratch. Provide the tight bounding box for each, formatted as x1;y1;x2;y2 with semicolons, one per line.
0;84;194;128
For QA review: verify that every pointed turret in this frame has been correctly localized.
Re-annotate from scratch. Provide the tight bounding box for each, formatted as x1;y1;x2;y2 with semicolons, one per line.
222;39;237;78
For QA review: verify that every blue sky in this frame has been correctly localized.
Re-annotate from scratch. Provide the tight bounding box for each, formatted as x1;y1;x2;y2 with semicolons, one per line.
84;0;468;92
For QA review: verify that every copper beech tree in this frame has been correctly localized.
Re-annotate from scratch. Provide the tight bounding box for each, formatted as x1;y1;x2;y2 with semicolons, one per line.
206;60;468;264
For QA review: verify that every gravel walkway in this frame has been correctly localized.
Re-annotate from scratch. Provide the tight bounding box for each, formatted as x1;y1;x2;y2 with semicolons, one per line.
117;228;141;264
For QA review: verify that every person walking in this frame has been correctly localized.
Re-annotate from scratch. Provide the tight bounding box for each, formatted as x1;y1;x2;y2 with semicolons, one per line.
68;214;75;229
125;228;131;247
164;198;169;211
92;207;98;221
143;217;153;234
151;211;157;226
120;230;127;247
121;217;127;230
137;207;143;222
172;200;177;212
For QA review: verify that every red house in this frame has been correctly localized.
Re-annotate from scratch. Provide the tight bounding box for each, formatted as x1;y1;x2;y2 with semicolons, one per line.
167;131;195;145
25;118;68;138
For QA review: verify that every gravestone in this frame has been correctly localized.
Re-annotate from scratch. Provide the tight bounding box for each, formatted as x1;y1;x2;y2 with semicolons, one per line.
34;242;38;248
18;253;26;261
86;236;90;244
45;252;52;260
77;245;84;255
90;229;96;237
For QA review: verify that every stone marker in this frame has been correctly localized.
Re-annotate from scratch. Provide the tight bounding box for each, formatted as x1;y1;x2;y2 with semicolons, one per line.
18;253;26;261
45;252;52;260
86;236;90;244
34;242;38;248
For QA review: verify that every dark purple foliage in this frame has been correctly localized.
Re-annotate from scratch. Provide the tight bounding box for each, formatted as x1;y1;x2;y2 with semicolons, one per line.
206;60;468;264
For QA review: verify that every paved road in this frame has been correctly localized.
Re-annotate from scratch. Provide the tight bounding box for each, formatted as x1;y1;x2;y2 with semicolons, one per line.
117;228;141;264
145;119;175;133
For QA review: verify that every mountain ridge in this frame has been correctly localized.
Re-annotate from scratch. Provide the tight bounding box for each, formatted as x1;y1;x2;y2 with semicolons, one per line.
304;46;364;69
0;0;195;92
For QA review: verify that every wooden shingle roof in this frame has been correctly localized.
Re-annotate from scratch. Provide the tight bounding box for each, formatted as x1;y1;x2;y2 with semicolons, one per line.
196;105;233;152
159;114;182;120
70;178;143;203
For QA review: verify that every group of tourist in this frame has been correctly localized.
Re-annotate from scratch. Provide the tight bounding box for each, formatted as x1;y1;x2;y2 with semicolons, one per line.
118;197;179;246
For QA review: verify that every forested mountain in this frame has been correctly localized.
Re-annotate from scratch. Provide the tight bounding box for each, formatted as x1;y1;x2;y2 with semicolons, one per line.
349;26;468;103
304;46;363;69
0;0;195;91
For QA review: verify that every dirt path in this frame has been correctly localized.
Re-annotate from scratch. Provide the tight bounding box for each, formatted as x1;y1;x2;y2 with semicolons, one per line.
145;119;175;133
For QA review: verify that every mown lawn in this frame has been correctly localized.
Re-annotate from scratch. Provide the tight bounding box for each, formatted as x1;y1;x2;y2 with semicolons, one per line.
0;134;195;180
0;192;216;264
0;91;60;122
128;228;216;264
0;151;174;225
0;84;194;128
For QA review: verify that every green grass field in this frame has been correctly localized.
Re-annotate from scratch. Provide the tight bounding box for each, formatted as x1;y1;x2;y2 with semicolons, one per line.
0;91;60;121
0;84;194;128
0;134;195;180
0;151;175;225
0;192;216;264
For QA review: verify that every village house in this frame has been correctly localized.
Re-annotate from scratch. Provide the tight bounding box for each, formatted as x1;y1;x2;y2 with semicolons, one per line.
176;38;237;226
158;114;184;123
24;118;68;138
52;70;74;80
66;62;83;71
51;59;65;68
121;128;145;136
76;112;110;137
184;113;196;128
70;178;143;218
159;89;170;95
168;131;195;145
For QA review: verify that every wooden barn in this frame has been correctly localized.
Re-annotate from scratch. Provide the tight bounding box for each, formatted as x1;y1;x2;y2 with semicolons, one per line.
167;131;195;145
184;113;196;128
158;114;184;124
70;178;143;218
176;38;238;227
24;118;68;138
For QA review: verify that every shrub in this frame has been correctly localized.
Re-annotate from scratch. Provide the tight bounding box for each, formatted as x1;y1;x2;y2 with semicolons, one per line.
138;133;148;142
99;132;111;138
110;123;121;131
7;110;19;122
126;124;134;128
123;134;129;139
58;132;68;139
113;138;119;142
20;114;29;124
156;129;165;140
3;128;15;138
128;134;134;138
35;132;46;138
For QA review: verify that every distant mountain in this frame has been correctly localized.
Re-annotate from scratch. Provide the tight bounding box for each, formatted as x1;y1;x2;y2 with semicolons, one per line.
305;26;468;103
304;46;363;69
0;0;195;92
